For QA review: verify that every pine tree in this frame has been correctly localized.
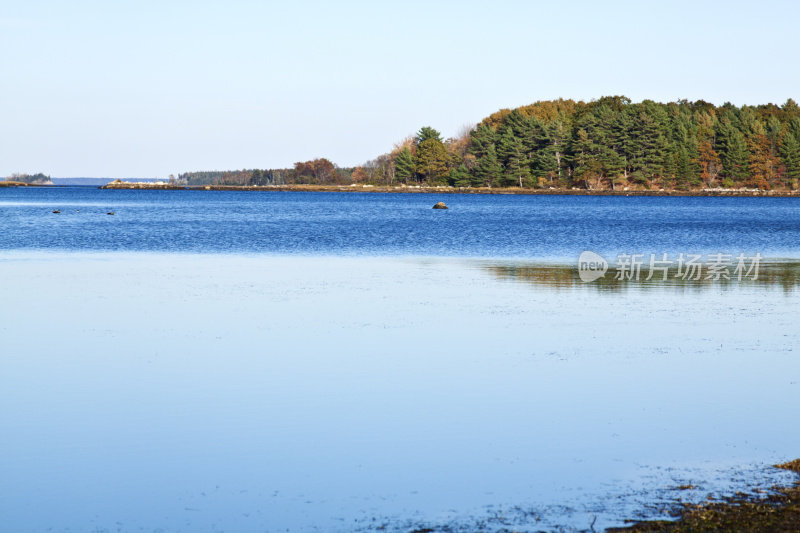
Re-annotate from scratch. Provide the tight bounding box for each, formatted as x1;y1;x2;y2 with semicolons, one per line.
358;97;800;192
674;147;692;188
449;165;472;188
416;126;442;144
571;127;604;189
671;114;700;188
474;144;502;187
721;128;750;183
594;108;625;186
766;116;782;155
503;109;531;140
497;128;531;187
780;132;800;187
610;108;634;181
414;138;449;184
789;118;800;144
630;109;668;183
394;147;415;183
599;143;624;189
469;124;498;159
536;118;569;185
574;108;625;188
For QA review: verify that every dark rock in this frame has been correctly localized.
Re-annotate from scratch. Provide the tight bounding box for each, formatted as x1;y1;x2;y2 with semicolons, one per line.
52;210;60;214
107;211;115;215
432;202;448;209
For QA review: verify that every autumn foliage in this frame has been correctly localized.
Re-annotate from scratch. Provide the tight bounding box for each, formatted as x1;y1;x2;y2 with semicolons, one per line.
180;97;800;191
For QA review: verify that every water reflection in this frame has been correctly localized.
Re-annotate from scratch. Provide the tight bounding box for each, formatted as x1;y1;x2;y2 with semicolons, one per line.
484;260;800;292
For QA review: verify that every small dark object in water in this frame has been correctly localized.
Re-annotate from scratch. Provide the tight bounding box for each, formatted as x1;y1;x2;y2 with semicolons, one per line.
52;210;60;214
432;202;448;209
107;211;115;215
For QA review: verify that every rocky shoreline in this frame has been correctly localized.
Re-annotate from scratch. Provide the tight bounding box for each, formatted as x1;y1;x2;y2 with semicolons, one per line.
0;181;37;187
96;182;800;197
5;179;799;196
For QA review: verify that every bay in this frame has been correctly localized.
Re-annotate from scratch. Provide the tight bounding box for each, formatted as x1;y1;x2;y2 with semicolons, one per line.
1;187;799;532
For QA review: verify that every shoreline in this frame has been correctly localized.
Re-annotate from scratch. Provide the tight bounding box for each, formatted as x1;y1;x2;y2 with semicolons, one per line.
5;180;800;196
0;181;42;187
610;459;800;532
93;182;800;197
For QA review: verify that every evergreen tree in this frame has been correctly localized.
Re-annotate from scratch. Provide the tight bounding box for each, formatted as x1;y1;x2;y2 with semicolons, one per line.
503;109;531;139
394;147;415;183
416;126;443;144
536;118;569;185
674;147;692;188
353;97;800;192
474;144;502;187
415;137;449;183
573;108;625;188
449;165;472;187
780;132;800;186
671;114;700;187
571;127;604;189
497;128;531;187
610;107;634;180
766;116;782;155
789;118;800;143
630;109;669;183
469;124;498;159
721;128;750;182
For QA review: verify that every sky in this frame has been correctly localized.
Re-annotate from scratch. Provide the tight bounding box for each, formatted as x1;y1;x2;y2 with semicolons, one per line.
2;0;799;178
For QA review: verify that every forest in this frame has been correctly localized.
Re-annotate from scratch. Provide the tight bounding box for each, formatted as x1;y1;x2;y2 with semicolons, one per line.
183;96;800;191
178;159;351;186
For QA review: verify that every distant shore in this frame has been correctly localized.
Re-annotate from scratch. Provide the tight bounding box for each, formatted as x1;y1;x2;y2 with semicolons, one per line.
5;179;800;196
0;181;39;187
96;182;800;197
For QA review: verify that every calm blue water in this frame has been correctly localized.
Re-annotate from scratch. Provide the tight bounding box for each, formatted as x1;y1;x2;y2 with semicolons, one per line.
2;187;800;257
1;187;799;533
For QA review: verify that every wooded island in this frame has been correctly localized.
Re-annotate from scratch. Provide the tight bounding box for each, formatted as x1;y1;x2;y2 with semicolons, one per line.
174;96;800;192
10;97;800;193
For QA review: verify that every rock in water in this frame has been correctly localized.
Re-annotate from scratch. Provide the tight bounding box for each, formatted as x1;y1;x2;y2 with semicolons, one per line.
107;211;115;215
432;202;448;209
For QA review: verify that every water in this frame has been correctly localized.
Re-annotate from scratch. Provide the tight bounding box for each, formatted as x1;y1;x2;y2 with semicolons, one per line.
2;187;800;257
1;187;799;532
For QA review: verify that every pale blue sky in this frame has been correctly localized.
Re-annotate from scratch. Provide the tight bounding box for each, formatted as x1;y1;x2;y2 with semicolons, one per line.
2;0;798;178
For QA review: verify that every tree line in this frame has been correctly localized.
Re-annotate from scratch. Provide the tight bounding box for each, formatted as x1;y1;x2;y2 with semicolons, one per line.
182;96;800;191
178;158;351;186
3;173;53;185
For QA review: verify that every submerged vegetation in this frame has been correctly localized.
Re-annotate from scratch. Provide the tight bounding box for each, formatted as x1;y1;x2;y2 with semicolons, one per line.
609;460;800;532
177;96;800;191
